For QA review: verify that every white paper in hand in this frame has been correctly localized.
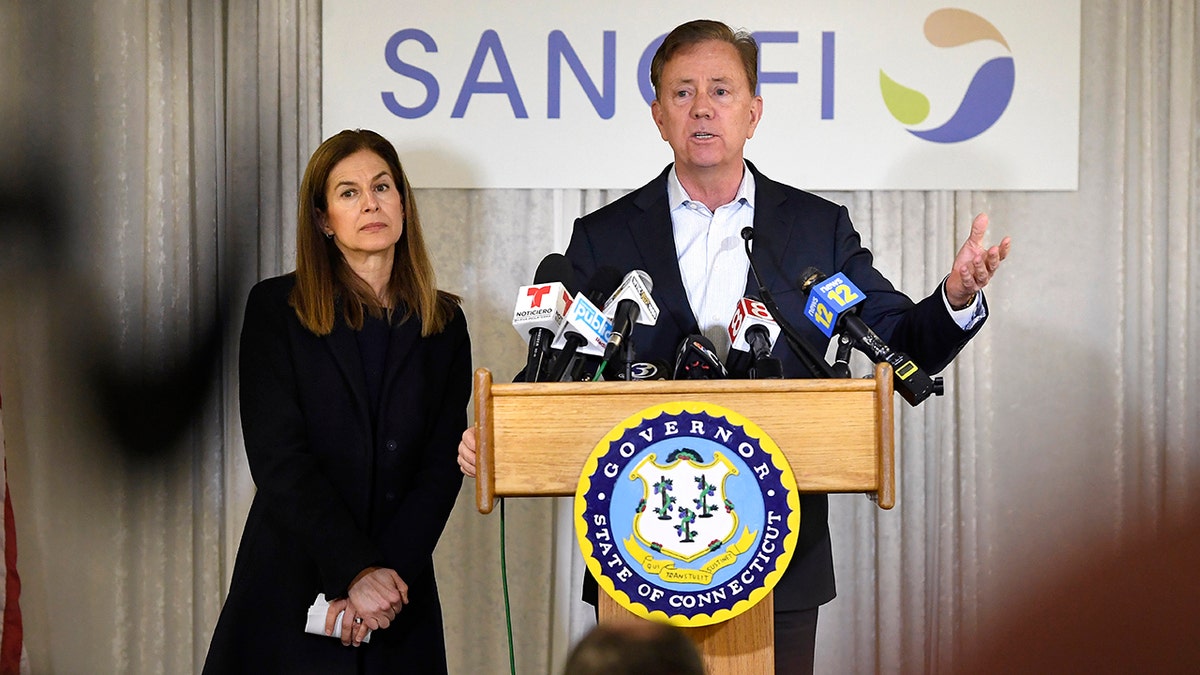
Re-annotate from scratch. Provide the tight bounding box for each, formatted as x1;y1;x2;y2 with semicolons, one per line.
305;593;372;643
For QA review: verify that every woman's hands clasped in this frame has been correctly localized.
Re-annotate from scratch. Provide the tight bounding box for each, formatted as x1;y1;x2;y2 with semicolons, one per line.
324;567;409;647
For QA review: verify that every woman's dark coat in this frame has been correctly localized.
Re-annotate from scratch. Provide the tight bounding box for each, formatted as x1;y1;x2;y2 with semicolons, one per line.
204;274;471;674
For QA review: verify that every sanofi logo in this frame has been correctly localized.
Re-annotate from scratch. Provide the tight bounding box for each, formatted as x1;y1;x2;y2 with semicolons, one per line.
879;8;1015;143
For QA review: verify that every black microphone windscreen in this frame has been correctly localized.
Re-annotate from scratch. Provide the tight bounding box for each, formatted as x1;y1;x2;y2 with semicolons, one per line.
584;266;624;304
533;253;577;294
798;266;826;295
725;348;753;379
673;334;727;380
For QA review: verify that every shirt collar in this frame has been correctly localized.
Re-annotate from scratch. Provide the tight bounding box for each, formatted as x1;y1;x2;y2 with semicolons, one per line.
667;162;757;211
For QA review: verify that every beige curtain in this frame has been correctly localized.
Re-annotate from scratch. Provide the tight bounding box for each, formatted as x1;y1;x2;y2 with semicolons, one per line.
0;2;1195;673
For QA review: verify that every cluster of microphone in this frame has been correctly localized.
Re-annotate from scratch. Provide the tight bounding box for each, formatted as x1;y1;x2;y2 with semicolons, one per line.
510;242;944;406
511;254;665;383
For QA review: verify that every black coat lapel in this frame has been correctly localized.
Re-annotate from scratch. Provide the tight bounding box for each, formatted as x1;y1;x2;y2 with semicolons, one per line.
745;162;796;300
325;318;373;434
325;308;421;439
379;312;421;411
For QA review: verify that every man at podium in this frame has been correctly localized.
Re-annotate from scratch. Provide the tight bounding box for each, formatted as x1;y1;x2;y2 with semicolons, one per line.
459;18;1010;673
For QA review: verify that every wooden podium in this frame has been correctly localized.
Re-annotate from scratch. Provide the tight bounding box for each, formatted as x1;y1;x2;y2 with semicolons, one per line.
473;364;896;675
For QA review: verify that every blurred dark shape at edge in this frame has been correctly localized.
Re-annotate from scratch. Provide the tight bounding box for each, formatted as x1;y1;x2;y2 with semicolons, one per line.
2;156;238;466
955;494;1200;674
87;320;227;463
563;620;706;675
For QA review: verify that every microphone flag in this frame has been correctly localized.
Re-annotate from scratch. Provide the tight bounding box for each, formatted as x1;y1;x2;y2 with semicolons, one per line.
728;298;781;351
552;292;612;357
803;271;866;339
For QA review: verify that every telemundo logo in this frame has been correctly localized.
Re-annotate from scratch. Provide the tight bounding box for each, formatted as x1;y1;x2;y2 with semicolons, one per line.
879;8;1014;143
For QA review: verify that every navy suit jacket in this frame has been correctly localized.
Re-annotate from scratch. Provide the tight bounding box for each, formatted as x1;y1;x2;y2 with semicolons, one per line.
565;163;985;610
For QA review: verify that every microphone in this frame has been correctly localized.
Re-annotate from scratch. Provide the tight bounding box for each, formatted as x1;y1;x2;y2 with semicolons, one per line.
799;267;944;406
673;335;727;380
512;254;575;383
727;298;783;379
545;268;622;382
600;270;660;364
739;227;837;378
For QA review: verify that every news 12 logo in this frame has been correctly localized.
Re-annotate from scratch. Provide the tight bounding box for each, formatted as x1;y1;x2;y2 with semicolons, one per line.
804;272;864;338
879;8;1015;143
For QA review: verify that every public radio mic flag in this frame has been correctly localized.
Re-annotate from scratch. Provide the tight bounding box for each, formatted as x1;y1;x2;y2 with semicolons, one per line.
550;292;611;358
545;268;623;382
0;392;28;674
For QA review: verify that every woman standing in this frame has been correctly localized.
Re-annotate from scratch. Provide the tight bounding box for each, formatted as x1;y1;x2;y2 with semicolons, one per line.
204;129;470;674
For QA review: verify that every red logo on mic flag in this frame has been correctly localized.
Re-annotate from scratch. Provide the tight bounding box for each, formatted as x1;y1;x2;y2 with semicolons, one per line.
525;285;552;307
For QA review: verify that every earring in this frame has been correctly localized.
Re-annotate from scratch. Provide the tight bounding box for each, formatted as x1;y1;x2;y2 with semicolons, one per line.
324;231;333;239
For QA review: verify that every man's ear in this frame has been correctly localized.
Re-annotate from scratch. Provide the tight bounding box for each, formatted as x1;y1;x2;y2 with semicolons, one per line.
746;96;764;139
650;99;669;142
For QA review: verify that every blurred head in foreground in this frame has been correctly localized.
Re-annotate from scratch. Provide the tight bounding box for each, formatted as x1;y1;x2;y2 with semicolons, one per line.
563;620;706;675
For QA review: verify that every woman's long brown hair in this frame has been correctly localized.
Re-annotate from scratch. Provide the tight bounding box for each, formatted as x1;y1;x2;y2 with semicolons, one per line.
290;129;457;336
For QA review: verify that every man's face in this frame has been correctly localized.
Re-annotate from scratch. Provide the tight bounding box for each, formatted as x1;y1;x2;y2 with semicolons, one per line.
651;40;763;179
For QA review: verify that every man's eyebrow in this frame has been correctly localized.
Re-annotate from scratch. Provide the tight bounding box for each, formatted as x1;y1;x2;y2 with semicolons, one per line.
670;75;734;85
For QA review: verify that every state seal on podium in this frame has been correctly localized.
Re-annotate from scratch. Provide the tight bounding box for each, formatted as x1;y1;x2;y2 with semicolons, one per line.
575;402;800;627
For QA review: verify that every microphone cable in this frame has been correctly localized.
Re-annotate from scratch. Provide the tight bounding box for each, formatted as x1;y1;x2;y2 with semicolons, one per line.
499;499;517;675
740;227;838;378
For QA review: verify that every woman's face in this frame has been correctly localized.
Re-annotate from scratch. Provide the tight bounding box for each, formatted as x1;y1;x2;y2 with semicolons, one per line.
320;149;404;261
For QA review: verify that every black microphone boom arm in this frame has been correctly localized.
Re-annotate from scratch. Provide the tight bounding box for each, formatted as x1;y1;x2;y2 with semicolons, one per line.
740;228;838;378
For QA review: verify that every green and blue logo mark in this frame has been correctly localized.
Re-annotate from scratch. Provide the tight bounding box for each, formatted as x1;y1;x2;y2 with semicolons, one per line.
880;9;1014;143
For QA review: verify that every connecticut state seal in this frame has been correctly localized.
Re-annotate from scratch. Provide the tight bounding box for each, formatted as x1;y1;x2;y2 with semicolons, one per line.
574;402;800;626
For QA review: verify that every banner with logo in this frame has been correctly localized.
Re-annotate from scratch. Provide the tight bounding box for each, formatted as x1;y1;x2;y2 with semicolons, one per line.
323;1;1080;190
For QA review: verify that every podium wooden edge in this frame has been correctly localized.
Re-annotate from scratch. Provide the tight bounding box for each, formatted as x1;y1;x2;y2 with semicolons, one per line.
874;362;896;509
474;368;496;514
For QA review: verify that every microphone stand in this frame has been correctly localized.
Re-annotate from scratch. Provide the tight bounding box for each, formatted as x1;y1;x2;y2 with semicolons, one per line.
622;336;634;381
740;228;838;378
832;334;853;379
